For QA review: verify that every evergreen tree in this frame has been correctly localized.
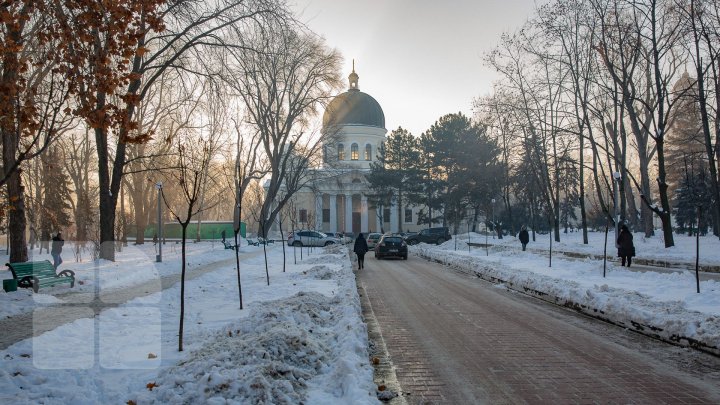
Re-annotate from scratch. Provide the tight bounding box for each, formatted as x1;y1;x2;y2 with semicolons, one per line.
419;113;503;233
39;147;73;242
673;159;711;236
366;127;421;232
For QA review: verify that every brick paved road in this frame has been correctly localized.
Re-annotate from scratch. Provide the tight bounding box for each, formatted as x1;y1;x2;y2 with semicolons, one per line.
357;254;720;404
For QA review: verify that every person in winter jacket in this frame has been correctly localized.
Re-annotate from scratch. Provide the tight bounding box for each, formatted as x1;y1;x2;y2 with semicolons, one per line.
353;232;369;270
51;232;65;270
518;226;530;251
616;224;635;267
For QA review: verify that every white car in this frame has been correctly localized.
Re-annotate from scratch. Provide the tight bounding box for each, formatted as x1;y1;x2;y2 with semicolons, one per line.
366;233;382;250
332;232;354;244
287;230;342;247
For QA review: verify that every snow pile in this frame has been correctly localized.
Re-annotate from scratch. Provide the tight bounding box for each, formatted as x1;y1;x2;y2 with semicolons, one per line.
0;244;378;404
415;242;720;355
137;292;362;404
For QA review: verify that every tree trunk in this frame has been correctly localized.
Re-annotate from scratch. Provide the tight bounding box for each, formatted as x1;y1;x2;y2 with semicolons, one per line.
655;136;675;247
179;224;187;352
6;173;28;263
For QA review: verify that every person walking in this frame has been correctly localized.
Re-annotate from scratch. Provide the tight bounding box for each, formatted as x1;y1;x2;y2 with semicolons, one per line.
51;232;65;270
617;224;635;267
221;229;226;243
353;232;369;270
518;225;529;251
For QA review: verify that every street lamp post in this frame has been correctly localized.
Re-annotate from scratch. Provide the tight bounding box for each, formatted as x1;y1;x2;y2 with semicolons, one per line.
613;172;621;243
156;182;163;263
491;198;496;239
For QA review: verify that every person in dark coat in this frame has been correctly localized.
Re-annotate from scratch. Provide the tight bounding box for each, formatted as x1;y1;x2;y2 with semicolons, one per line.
353;232;369;270
51;232;64;270
617;224;635;267
221;229;226;243
518;225;529;251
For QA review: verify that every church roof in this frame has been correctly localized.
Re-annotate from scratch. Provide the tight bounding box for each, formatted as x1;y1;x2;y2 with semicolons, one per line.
322;67;385;130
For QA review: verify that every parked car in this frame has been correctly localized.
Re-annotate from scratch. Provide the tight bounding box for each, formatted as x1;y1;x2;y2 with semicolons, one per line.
374;234;408;260
366;233;382;250
287;230;341;247
332;232;354;244
404;227;451;245
399;231;417;239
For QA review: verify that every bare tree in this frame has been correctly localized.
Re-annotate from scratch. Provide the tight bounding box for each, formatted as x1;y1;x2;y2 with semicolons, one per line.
1;4;75;262
55;0;284;261
593;0;684;246
675;0;720;236
161;137;216;352
223;22;342;237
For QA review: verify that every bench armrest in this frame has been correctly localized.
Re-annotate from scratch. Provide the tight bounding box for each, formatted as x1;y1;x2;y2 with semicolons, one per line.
58;269;75;278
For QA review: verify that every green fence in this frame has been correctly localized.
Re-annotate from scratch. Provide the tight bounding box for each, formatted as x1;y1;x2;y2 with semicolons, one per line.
135;221;246;240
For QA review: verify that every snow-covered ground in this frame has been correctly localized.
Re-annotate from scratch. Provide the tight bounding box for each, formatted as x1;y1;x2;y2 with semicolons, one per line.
0;241;378;404
1;231;719;403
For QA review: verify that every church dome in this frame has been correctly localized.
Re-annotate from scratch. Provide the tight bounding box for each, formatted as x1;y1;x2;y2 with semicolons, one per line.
322;68;385;130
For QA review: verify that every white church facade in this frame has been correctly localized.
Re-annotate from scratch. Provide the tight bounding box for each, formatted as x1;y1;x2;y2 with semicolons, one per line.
271;67;424;236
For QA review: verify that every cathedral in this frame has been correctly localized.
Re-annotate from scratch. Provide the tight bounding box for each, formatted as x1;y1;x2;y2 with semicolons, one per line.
271;66;422;236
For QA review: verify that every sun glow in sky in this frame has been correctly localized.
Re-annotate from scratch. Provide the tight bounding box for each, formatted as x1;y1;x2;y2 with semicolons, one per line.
292;0;542;136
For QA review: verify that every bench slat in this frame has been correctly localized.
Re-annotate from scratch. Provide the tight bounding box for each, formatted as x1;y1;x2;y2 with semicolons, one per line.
6;260;74;292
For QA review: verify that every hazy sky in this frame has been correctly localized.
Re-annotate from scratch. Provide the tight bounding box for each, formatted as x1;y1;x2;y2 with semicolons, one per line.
292;0;541;136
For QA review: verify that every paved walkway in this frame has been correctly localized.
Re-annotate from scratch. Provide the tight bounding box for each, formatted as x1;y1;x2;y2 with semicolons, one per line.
358;254;720;404
0;251;262;350
468;241;720;276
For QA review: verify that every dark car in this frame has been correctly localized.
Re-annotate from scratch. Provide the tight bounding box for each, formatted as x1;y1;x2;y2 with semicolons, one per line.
404;227;451;245
374;234;408;260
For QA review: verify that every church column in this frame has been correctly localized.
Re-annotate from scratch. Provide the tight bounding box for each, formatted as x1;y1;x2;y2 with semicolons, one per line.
315;194;323;231
361;196;369;233
329;195;337;233
360;195;370;232
390;201;398;233
345;193;353;233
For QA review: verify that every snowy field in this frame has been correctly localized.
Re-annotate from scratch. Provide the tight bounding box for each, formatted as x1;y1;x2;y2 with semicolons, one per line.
0;241;378;404
1;231;719;403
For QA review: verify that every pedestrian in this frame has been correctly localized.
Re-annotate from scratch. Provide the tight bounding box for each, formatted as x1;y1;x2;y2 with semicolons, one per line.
221;229;226;243
354;232;369;270
518;225;529;251
617;224;635;267
51;232;64;270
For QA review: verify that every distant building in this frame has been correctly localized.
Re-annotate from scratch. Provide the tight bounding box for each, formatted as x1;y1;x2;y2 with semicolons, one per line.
268;66;423;235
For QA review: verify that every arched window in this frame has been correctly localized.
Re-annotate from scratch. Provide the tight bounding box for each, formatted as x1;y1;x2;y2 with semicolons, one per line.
351;143;359;160
338;144;345;160
365;144;372;160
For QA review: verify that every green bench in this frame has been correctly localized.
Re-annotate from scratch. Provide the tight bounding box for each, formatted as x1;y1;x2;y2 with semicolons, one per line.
222;240;238;250
6;260;75;293
247;238;274;247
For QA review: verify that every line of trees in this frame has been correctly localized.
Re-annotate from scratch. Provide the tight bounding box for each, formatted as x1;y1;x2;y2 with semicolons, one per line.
1;0;343;266
476;0;720;247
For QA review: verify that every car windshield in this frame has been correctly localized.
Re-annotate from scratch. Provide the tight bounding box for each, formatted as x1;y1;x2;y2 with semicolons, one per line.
383;237;403;243
369;233;380;239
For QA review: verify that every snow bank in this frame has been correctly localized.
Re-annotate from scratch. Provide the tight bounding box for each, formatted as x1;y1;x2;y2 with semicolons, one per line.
0;244;379;404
